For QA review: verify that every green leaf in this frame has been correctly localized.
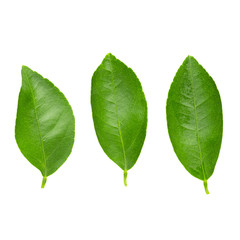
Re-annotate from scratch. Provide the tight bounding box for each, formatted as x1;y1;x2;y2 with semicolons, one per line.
91;53;147;186
15;66;75;188
166;56;223;194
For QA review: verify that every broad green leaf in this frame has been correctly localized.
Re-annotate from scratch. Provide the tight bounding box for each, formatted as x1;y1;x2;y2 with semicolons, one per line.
166;56;223;194
15;66;75;188
91;53;147;186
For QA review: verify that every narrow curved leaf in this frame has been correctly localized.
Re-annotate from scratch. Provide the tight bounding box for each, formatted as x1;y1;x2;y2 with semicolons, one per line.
91;53;147;186
166;56;223;194
15;66;75;188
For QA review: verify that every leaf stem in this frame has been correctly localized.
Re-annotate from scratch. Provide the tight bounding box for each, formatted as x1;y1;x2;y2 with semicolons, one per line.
124;170;128;187
203;180;209;194
41;176;47;188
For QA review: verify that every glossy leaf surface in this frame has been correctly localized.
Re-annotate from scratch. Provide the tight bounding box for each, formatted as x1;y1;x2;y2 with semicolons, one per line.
166;56;223;194
15;66;75;188
91;53;147;186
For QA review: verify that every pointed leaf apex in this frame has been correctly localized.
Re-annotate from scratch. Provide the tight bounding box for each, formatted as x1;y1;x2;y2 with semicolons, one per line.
104;53;115;60
184;55;193;61
186;55;198;62
21;66;33;77
21;65;31;71
102;53;117;71
21;65;28;72
183;56;198;67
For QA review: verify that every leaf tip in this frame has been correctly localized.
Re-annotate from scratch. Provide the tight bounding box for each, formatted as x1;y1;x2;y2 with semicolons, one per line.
21;65;29;72
21;65;33;77
101;53;117;71
185;55;198;63
184;55;192;61
104;53;116;61
105;52;113;57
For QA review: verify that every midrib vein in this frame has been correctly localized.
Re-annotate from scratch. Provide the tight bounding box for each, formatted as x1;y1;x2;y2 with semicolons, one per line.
188;59;207;181
26;77;47;176
108;62;127;172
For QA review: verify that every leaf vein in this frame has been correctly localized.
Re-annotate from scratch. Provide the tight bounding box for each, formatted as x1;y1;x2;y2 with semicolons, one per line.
188;58;207;181
25;76;47;176
107;59;128;172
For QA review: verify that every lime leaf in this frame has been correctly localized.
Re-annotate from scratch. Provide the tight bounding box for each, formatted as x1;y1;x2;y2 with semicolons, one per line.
166;56;223;194
15;66;75;188
91;54;147;186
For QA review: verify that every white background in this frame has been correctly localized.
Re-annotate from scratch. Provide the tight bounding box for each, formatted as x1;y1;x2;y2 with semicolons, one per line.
0;0;239;239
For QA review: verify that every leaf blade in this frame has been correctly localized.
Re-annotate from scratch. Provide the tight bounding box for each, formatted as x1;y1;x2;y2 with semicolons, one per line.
91;53;147;185
15;66;75;187
166;56;223;193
